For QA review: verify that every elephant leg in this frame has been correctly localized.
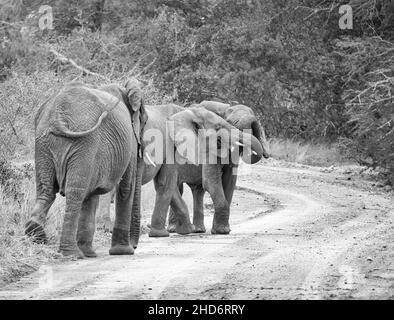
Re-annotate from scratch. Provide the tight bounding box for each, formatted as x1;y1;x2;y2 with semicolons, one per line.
96;191;114;232
59;160;96;258
222;165;237;205
191;184;206;233
25;198;55;244
77;195;99;258
25;154;57;243
203;165;230;235
167;183;184;233
170;187;194;235
149;165;178;237
60;189;86;258
209;188;230;234
110;161;136;255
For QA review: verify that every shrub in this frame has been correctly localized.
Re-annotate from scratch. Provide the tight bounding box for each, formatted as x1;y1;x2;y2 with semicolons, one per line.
0;159;34;203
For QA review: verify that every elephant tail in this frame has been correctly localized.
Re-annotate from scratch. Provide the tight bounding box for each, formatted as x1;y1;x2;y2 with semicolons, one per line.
53;97;121;138
53;111;109;138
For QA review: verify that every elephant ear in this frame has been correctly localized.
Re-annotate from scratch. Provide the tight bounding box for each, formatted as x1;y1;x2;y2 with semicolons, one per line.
197;101;231;118
169;107;233;164
124;78;147;148
125;78;143;111
168;108;203;164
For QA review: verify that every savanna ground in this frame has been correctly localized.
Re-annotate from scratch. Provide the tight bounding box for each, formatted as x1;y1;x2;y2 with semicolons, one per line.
0;157;392;299
0;143;393;299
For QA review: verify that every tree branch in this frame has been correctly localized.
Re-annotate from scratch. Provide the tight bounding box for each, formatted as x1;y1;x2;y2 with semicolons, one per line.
49;47;109;81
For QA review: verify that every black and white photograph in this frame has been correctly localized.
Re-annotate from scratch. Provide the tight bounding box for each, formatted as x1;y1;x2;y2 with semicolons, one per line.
0;0;393;305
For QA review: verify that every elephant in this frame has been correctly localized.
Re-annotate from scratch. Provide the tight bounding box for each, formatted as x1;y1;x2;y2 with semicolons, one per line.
147;105;267;236
166;101;270;234
95;103;196;236
25;78;147;258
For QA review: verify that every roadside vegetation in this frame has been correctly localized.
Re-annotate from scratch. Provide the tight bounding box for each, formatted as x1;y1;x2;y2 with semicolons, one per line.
267;138;350;167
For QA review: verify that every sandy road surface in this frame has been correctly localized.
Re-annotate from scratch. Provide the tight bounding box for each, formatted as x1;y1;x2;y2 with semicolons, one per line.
0;160;393;299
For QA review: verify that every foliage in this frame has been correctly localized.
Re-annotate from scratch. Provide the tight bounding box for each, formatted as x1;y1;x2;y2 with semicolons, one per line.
0;0;393;180
0;159;33;202
336;0;394;183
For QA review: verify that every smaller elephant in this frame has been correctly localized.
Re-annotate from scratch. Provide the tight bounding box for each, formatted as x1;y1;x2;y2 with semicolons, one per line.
167;101;269;234
147;106;266;236
25;79;146;258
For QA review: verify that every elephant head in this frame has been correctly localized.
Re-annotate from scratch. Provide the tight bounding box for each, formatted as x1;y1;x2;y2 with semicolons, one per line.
197;101;270;163
169;107;264;165
124;78;148;148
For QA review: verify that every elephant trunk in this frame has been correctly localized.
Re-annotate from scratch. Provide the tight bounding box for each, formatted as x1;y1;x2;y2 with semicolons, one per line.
129;158;143;248
251;120;270;160
239;132;264;164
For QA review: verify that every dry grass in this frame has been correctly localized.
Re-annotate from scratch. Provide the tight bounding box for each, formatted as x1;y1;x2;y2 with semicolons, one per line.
267;138;351;167
0;171;113;286
0;178;61;286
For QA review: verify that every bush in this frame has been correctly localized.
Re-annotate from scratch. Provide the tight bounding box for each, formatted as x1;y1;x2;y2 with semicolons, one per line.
0;159;34;202
339;37;394;184
336;0;394;184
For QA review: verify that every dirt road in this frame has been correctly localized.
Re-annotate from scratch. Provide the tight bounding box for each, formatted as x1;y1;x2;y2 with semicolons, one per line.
0;160;393;299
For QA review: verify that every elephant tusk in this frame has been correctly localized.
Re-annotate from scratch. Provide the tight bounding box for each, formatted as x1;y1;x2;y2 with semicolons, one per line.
144;152;156;167
252;150;257;155
235;141;244;147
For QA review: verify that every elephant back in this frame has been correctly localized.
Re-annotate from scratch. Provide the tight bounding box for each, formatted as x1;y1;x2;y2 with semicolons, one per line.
145;103;184;126
47;84;127;135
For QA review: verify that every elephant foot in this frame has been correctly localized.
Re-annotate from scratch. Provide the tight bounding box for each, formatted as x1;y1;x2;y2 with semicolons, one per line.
193;224;206;233
175;222;195;235
211;224;231;235
59;245;85;259
148;227;170;237
110;228;134;255
167;223;177;233
78;244;97;258
109;244;134;255
25;220;47;244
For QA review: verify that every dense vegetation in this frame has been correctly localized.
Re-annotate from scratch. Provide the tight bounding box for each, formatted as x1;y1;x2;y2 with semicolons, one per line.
0;0;393;182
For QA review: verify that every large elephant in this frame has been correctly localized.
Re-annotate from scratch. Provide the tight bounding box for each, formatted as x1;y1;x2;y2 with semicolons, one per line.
167;101;270;234
147;106;267;236
25;79;147;258
95;103;196;237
